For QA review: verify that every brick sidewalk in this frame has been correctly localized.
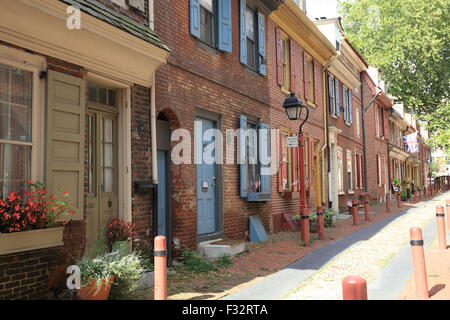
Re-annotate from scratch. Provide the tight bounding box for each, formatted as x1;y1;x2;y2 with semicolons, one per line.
137;196;431;300
398;237;450;300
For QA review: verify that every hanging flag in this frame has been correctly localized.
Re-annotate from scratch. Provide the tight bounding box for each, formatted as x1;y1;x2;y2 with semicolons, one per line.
403;132;419;153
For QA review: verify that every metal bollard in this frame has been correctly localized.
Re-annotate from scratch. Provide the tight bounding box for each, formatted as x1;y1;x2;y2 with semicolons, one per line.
410;227;429;299
364;193;370;222
342;276;368;300
386;193;391;212
351;200;359;226
154;235;167;300
446;199;450;233
436;206;447;250
397;194;402;208
317;206;324;240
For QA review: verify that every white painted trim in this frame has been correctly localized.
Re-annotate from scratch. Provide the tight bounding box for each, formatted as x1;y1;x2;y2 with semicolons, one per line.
0;47;46;185
1;0;168;87
86;72;132;223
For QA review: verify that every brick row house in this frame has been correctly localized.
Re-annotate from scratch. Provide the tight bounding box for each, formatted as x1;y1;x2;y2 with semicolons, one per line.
0;0;435;299
0;0;170;299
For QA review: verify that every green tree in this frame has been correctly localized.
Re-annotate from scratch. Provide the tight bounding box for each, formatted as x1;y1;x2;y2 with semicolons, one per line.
339;0;450;152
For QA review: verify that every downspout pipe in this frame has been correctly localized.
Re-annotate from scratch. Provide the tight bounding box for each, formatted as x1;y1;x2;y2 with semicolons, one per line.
151;74;158;185
361;72;382;193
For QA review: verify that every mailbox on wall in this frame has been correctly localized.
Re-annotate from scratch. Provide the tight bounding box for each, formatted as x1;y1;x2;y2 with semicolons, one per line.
134;181;154;195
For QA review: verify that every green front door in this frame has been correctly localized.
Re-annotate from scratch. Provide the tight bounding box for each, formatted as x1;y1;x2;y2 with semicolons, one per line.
85;107;119;247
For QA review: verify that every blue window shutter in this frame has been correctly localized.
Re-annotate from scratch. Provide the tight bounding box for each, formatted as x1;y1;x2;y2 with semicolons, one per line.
259;122;270;193
218;0;232;52
239;115;248;198
258;12;266;76
349;90;353;124
342;86;347;122
240;0;247;64
190;0;200;39
335;79;340;116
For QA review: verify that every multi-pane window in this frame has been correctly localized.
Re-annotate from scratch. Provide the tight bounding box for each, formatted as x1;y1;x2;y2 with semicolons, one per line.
245;6;257;70
347;150;353;191
0;64;33;198
280;34;291;91
307;57;315;104
88;84;117;108
328;74;335;114
246;120;261;193
279;130;292;191
376;106;385;138
355;107;360;138
200;0;215;47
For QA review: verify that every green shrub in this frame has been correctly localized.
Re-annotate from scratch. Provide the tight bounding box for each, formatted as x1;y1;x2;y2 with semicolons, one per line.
216;254;233;268
175;249;218;273
323;208;337;228
108;250;144;300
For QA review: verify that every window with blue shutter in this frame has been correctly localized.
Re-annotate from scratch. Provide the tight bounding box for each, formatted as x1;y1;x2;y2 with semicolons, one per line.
328;74;335;114
240;0;247;64
342;85;347;122
218;0;232;52
258;12;266;76
190;0;201;39
335;78;340;117
190;0;232;52
239;115;271;202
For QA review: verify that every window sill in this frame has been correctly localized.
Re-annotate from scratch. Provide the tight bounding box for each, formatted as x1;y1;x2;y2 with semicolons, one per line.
197;41;219;54
307;101;316;108
331;114;339;119
348;190;355;194
338;191;346;195
283;191;299;200
280;87;291;96
345;122;352;127
247;192;272;202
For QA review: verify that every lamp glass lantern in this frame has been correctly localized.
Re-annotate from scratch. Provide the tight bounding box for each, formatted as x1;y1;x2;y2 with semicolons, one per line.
282;93;307;121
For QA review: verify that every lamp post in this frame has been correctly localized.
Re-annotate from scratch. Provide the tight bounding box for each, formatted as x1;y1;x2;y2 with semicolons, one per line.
283;93;310;246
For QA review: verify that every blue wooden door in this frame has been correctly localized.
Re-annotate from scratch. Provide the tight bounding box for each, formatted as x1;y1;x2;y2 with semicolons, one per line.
196;118;217;235
157;150;168;236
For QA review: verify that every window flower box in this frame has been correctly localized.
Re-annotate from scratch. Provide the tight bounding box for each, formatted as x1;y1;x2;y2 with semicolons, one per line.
0;227;64;256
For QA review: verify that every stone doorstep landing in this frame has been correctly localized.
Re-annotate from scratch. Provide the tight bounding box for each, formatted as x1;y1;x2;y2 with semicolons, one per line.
198;239;246;260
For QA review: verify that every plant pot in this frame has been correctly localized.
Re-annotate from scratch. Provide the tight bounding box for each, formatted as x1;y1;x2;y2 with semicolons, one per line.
309;220;318;233
78;276;115;300
0;227;64;256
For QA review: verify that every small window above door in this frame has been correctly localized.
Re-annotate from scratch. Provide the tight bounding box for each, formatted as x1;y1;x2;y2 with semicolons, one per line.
88;83;118;108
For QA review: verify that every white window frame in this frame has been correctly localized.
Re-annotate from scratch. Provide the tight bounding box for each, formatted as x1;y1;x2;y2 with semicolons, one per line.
337;146;344;193
0;46;46;192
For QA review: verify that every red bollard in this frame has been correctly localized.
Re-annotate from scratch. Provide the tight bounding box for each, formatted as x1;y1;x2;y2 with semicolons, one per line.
386;193;391;212
410;227;429;299
446;199;450;233
351;200;359;226
317;206;324;240
397;194;402;208
154;235;167;300
436;206;447;250
364;193;370;222
342;276;368;300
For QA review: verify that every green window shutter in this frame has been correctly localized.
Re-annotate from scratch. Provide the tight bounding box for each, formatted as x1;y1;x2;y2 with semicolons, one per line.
46;70;85;221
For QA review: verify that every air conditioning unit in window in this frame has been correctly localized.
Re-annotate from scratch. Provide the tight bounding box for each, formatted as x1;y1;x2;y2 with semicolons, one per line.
247;192;272;202
128;0;145;12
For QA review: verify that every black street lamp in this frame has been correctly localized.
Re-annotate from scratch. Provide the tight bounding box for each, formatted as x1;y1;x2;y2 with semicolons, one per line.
282;92;310;245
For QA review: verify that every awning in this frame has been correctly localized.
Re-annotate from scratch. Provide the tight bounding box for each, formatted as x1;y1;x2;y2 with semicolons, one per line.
0;0;170;86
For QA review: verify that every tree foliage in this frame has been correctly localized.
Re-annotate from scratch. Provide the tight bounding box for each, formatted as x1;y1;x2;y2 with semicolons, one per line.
339;0;450;152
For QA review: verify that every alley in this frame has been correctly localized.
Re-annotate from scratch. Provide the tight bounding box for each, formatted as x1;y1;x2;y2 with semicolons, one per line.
222;192;450;300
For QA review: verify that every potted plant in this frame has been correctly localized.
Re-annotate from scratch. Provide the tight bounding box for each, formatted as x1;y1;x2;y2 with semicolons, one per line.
106;218;135;253
291;214;301;230
76;251;115;300
107;250;144;300
0;181;75;255
323;208;337;228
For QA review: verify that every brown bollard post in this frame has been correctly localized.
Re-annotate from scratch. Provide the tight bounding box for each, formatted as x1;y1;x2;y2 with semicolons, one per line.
352;200;359;226
342;276;368;300
386;193;391;212
317;206;324;240
410;227;429;299
397;193;402;208
154;235;167;300
436;206;447;250
364;193;370;222
446;199;450;233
